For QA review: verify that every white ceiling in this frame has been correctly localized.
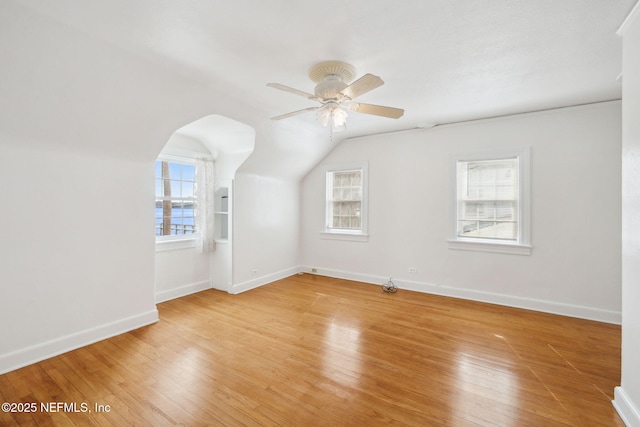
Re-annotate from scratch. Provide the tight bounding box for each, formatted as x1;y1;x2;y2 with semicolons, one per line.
176;115;255;157
13;0;636;140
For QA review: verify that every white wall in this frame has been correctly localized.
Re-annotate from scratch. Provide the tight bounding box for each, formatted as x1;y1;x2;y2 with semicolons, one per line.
0;3;303;374
301;102;622;323
614;2;640;425
232;173;301;293
0;143;158;372
0;2;207;374
155;247;212;302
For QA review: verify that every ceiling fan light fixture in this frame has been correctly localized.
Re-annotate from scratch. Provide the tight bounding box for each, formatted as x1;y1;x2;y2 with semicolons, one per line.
316;102;348;131
316;105;332;127
331;106;348;129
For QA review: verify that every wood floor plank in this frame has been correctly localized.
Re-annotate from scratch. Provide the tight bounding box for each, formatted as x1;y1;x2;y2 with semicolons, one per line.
0;274;623;426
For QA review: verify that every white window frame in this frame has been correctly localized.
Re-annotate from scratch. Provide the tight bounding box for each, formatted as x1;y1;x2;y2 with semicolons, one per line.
321;162;369;242
155;153;199;251
448;148;531;255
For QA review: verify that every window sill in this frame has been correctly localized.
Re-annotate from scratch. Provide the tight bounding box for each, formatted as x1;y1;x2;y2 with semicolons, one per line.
447;239;531;255
321;231;369;242
156;238;197;252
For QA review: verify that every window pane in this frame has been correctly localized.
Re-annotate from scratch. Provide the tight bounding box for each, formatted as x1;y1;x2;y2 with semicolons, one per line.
183;215;195;235
172;217;183;235
169;162;182;180
350;216;361;229
458;220;517;240
182;181;194;198
155;179;163;197
170;180;182;197
461;201;516;221
353;202;361;216
332;202;341;215
342;202;352;215
182;164;195;181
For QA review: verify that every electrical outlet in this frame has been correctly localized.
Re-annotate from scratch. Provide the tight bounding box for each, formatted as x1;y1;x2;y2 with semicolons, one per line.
408;267;417;274
311;268;318;273
250;269;257;276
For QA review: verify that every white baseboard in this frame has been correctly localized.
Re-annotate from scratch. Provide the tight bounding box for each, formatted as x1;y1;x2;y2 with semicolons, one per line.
299;266;621;324
231;266;300;294
155;279;212;303
0;309;159;375
614;387;640;427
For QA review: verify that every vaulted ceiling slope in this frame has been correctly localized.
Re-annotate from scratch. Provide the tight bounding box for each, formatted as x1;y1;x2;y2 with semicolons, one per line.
3;0;635;178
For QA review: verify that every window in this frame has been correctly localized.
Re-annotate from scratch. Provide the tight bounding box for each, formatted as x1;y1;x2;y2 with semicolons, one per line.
457;157;518;240
328;170;362;230
155;159;197;239
449;149;531;255
323;163;368;241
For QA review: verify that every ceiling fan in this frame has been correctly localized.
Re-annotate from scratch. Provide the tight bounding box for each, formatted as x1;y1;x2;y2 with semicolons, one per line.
267;60;404;132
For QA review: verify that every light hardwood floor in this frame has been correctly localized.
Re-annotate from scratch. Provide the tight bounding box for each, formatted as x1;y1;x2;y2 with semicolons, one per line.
0;274;623;426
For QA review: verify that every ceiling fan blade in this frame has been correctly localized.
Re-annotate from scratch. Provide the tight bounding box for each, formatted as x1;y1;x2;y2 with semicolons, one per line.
267;83;318;100
340;74;384;100
271;107;318;120
349;102;404;119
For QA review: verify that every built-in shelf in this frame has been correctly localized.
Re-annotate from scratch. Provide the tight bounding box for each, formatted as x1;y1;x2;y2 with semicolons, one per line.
214;187;229;241
211;181;232;292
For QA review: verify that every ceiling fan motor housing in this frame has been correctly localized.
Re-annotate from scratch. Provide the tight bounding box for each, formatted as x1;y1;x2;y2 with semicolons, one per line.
314;75;348;100
309;60;356;100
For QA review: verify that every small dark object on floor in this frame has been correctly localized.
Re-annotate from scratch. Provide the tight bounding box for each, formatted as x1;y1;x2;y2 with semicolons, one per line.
382;277;397;293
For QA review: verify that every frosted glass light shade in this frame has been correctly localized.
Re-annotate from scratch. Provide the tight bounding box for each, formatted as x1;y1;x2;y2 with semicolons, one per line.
316;102;348;131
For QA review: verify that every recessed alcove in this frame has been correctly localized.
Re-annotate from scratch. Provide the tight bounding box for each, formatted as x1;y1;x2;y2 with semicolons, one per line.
154;115;254;300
